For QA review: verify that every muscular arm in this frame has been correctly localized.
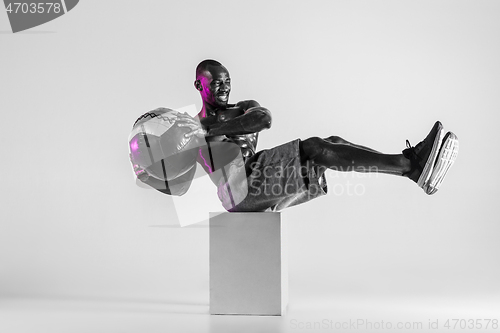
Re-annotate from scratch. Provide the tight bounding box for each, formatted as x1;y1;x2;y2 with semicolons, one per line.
200;100;272;137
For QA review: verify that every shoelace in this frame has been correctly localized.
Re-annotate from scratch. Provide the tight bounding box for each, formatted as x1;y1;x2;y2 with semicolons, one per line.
404;139;422;164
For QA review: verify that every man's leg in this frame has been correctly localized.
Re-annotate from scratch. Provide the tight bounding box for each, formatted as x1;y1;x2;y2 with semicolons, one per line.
323;135;381;154
301;137;410;176
300;121;445;187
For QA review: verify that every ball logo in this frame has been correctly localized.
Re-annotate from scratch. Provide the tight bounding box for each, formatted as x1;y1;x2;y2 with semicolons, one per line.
3;0;79;33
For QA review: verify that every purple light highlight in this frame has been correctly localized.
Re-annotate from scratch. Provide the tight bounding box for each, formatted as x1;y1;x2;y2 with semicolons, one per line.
130;139;139;151
199;148;212;173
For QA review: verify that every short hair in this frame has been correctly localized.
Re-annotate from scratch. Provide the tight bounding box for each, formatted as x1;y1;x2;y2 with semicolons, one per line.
195;59;223;79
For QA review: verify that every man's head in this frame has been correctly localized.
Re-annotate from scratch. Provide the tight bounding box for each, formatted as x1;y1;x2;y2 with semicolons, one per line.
194;59;231;109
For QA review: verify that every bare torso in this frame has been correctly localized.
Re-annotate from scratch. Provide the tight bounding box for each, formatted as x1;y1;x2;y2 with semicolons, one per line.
196;102;260;183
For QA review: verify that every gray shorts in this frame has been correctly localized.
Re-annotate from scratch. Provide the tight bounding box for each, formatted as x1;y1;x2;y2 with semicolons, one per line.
217;139;328;212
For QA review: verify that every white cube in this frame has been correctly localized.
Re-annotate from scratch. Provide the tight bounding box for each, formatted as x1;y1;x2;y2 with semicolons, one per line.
209;212;288;316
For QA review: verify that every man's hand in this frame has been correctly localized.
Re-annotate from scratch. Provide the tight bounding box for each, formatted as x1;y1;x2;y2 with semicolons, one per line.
174;112;207;139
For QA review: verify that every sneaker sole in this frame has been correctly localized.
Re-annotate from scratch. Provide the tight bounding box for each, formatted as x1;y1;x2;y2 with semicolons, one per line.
416;123;445;188
424;132;459;195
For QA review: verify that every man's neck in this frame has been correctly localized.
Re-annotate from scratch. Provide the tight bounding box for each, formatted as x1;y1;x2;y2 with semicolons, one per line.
198;102;217;119
198;101;232;119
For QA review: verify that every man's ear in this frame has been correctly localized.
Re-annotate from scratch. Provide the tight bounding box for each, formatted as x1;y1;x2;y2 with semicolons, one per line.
194;80;203;91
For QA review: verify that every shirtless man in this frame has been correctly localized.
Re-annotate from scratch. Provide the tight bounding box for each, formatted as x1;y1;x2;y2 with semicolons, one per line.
135;59;459;211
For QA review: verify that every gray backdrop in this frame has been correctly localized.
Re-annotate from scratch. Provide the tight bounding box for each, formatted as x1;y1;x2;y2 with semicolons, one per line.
1;0;498;321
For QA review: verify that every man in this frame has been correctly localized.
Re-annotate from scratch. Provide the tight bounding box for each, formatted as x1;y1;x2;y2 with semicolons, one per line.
136;59;459;211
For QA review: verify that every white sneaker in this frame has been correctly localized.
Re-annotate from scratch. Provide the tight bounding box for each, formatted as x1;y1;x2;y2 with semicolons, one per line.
424;132;459;195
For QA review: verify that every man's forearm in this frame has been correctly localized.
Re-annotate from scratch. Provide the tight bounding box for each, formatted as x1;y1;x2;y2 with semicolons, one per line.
204;107;272;136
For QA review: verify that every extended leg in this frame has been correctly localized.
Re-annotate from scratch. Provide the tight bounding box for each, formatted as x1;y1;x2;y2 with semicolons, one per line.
300;136;410;176
323;135;381;154
299;121;452;194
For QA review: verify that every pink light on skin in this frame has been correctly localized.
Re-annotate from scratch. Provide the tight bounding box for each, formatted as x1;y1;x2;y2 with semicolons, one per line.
199;148;212;173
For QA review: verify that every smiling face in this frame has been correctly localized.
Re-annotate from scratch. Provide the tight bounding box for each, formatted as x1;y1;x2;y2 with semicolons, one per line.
197;65;231;109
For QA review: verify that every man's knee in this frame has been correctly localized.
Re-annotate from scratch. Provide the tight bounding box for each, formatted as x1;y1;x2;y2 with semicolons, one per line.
325;135;347;144
300;137;325;160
